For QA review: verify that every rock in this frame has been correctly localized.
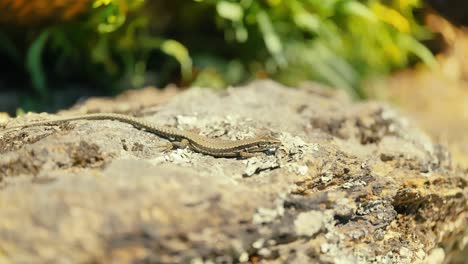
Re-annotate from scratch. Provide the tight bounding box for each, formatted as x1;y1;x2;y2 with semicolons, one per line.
0;80;466;263
294;211;324;237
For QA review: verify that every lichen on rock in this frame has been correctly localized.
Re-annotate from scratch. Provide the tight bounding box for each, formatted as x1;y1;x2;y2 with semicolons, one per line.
0;80;466;263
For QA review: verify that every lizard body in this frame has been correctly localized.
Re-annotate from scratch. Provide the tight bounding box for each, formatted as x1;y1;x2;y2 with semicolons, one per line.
1;113;281;158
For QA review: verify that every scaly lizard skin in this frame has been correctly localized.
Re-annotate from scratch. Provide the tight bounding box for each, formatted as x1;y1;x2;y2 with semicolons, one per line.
1;113;281;158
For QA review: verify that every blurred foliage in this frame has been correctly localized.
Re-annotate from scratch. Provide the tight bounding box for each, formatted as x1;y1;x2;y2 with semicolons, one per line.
0;0;436;99
201;0;436;97
0;0;192;97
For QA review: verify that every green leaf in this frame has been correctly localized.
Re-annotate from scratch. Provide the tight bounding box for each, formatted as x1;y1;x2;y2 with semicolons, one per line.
26;30;50;96
342;1;377;21
216;1;244;22
161;40;193;81
398;34;438;70
257;11;286;66
140;37;193;82
294;12;320;32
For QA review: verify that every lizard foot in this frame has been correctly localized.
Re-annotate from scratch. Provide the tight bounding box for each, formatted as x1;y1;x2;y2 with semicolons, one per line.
156;142;175;153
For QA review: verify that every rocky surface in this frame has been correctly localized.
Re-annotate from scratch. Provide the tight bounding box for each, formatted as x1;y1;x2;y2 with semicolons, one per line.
0;80;466;264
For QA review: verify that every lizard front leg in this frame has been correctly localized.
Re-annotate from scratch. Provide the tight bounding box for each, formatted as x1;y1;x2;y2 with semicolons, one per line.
157;138;190;153
239;151;263;159
171;138;190;149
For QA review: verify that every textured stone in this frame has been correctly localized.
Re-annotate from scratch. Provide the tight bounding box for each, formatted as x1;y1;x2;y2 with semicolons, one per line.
0;80;466;263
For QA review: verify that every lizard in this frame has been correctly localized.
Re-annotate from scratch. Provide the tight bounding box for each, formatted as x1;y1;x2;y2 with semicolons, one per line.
1;113;282;158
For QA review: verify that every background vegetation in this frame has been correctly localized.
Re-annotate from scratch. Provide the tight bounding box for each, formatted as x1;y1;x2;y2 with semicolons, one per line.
0;0;436;109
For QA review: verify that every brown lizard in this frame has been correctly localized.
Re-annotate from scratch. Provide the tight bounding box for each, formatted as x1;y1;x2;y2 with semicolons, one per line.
1;113;281;158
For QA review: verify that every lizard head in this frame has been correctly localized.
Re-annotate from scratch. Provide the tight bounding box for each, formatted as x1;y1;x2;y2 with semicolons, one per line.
249;133;282;153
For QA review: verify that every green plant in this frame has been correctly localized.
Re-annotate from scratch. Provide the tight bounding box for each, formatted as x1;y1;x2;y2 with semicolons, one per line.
2;0;435;101
23;0;192;95
199;0;436;97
